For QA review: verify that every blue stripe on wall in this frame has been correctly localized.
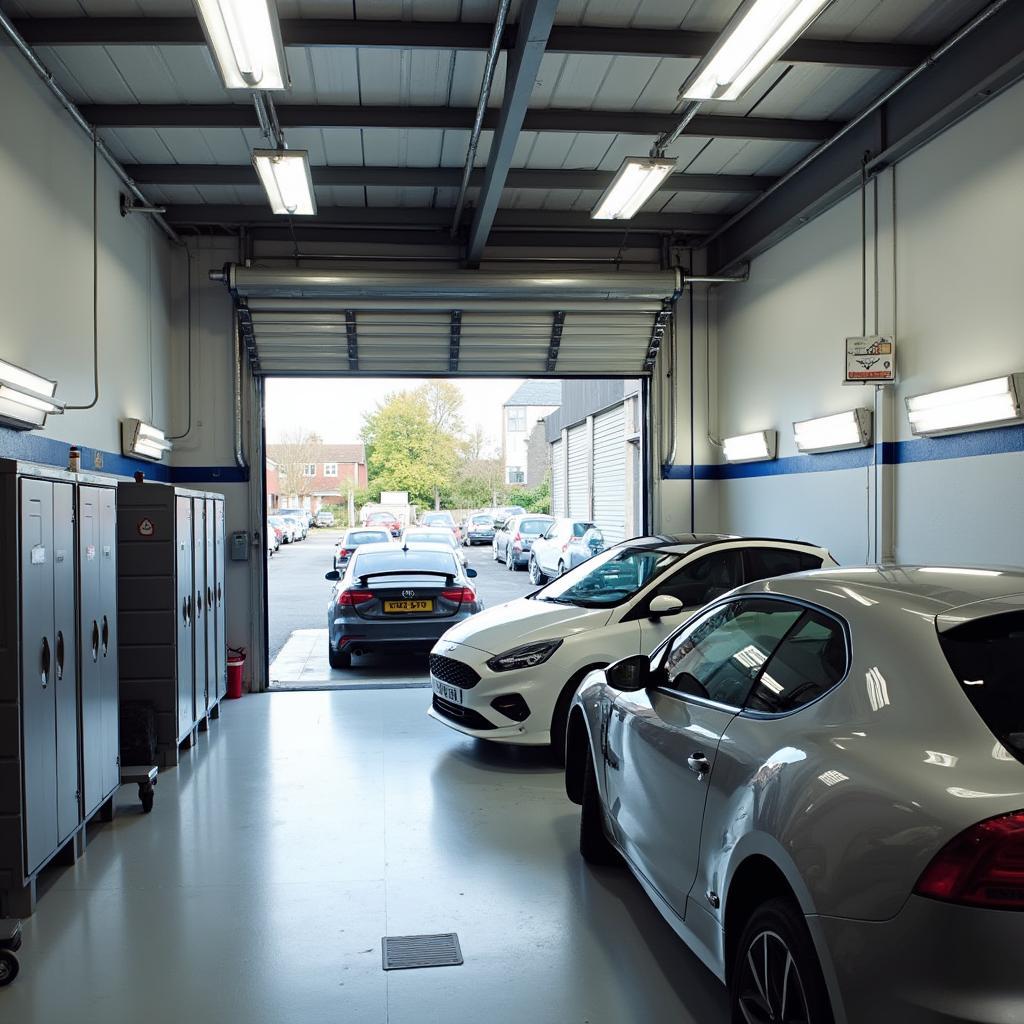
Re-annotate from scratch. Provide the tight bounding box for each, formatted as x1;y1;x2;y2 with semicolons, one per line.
663;422;1024;480
0;426;250;484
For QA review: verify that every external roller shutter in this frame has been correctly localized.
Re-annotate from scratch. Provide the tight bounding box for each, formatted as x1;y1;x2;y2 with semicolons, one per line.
551;439;565;517
592;405;627;545
567;425;589;518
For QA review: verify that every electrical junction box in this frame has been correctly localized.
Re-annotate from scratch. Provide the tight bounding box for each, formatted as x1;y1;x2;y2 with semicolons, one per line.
845;335;896;384
230;531;249;561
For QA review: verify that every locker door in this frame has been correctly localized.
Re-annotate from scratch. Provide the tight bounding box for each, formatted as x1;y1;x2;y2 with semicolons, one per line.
51;483;79;842
203;498;216;710
20;478;58;874
175;496;194;740
192;498;208;716
99;489;120;796
213;500;226;701
78;487;103;815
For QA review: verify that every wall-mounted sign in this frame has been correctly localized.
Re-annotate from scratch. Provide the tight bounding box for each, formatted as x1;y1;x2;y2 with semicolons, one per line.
845;335;896;383
137;517;155;538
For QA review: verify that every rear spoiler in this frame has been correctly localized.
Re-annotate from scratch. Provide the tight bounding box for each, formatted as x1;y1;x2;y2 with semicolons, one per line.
357;569;455;586
936;593;1024;633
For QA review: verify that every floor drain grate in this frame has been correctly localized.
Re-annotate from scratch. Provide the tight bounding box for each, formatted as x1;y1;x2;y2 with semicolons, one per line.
381;932;463;971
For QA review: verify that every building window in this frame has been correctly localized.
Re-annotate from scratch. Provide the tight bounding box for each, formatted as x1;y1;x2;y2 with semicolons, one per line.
323;463;338;477
303;464;316;476
507;407;526;432
507;466;524;484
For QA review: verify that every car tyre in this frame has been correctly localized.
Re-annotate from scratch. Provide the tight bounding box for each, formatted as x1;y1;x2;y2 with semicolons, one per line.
328;644;351;670
579;751;620;866
558;560;567;577
506;547;515;571
730;898;834;1024
492;541;501;562
528;555;546;586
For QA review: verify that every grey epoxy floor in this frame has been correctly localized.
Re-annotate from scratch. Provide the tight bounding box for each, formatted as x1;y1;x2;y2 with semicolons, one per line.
9;688;728;1024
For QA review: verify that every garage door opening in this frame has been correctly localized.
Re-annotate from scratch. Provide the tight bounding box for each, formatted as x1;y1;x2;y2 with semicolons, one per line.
263;374;646;690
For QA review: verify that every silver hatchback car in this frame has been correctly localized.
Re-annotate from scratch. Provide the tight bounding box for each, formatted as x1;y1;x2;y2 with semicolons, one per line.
566;566;1024;1023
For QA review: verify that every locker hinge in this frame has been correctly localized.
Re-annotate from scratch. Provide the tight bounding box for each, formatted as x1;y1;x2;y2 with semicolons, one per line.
116;756;121;766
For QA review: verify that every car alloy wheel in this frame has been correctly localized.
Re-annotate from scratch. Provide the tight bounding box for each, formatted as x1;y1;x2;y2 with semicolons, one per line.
529;556;544;586
493;541;501;562
558;561;566;577
506;547;515;571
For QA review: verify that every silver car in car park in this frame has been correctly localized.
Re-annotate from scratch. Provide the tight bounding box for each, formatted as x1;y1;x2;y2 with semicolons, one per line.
565;566;1024;1023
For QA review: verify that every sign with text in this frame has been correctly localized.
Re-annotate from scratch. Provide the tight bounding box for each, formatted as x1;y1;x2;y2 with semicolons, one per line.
845;335;896;383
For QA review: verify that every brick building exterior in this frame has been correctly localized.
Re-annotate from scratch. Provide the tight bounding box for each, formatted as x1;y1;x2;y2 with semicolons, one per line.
266;442;367;514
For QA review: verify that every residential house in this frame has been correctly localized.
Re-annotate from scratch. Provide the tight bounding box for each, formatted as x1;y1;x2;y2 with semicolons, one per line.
501;380;561;486
266;442;368;514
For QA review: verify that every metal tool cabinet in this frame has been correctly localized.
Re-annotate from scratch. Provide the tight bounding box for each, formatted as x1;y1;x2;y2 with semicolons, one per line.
117;483;226;767
0;460;119;917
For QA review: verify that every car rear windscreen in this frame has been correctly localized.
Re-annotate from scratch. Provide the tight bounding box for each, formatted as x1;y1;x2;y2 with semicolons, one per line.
354;550;457;576
939;610;1024;762
520;518;551;533
346;531;389;545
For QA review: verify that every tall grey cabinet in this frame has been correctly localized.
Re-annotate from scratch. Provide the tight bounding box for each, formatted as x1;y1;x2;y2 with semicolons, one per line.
118;483;226;767
0;460;119;917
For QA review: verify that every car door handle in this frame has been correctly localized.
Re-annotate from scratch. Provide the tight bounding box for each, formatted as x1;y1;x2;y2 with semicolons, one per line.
687;753;711;779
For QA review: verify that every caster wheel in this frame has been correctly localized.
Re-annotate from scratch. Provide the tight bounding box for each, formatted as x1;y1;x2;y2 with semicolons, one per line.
140;785;155;814
0;950;19;987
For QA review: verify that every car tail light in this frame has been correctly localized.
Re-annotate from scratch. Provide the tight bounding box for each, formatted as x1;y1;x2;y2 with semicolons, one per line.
915;810;1024;909
441;587;476;603
337;548;349;558
338;589;373;607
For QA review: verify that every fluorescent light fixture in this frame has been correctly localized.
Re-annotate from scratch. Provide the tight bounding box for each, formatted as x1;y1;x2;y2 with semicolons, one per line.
722;429;777;463
793;408;872;454
906;374;1023;437
0;358;63;430
122;418;173;462
681;0;832;102
252;149;317;216
591;157;676;220
193;0;289;90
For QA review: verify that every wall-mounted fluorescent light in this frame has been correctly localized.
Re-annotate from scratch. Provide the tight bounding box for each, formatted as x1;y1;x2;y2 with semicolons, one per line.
680;0;832;102
794;408;872;454
0;358;64;431
252;149;317;216
193;0;289;90
122;419;173;462
723;429;777;463
906;374;1023;437
591;157;676;220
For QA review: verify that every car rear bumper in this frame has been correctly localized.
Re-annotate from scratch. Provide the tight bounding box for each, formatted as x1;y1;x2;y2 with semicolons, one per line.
816;896;1024;1023
330;614;475;654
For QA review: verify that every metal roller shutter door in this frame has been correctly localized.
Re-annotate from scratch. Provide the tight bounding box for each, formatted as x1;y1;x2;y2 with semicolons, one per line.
551;439;565;518
566;425;589;519
592;405;627;545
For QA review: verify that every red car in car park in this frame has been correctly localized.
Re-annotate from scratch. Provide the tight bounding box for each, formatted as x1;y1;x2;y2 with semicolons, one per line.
364;510;403;537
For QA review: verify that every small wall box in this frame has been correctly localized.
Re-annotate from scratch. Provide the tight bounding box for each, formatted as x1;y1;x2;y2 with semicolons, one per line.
230;531;249;561
845;336;896;384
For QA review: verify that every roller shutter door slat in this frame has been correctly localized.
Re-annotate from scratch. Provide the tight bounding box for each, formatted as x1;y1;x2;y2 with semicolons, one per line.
551;439;565;518
592;405;626;545
567;425;589;519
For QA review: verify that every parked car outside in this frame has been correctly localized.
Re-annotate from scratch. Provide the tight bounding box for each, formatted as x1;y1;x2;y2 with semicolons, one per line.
402;527;468;568
334;527;393;571
529;518;603;583
461;512;496;546
268;514;294;543
325;543;482;669
315;509;336;527
429;535;834;753
492;513;555;570
267;532;276;558
278;508;310;538
419;510;462;543
489;505;526;530
364;510;402;537
565;565;1024;1023
281;513;307;541
267;519;282;551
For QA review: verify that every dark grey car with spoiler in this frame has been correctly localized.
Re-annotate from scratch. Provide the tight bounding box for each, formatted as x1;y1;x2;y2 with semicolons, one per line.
324;542;482;669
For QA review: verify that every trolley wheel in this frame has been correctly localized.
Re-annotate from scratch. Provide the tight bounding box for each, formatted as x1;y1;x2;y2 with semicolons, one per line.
139;781;155;814
0;950;19;986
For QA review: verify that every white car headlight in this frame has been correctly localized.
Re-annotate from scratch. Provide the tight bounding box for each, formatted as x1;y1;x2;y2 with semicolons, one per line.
486;639;563;673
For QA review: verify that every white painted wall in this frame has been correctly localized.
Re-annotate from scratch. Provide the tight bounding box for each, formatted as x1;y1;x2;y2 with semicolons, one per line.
0;45;175;462
712;78;1024;568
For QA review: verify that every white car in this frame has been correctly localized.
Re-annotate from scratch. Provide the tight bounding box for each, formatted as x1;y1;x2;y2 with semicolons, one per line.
428;534;835;754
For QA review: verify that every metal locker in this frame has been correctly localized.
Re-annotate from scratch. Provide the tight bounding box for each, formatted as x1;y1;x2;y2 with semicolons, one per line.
78;487;103;815
51;483;79;844
204;498;216;712
213;499;226;702
19;478;58;876
192;498;208;715
98;489;119;798
175;496;194;741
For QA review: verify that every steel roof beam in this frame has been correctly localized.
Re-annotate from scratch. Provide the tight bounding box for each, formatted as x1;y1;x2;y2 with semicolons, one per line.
127;163;771;194
84;103;837;141
14;17;927;69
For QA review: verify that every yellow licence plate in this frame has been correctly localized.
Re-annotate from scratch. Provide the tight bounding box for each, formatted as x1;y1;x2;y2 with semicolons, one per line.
383;599;434;614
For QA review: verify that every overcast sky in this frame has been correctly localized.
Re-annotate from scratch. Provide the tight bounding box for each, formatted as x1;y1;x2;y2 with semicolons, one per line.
264;377;524;455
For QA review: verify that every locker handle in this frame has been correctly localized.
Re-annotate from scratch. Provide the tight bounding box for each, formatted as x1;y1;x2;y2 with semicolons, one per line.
207;586;214;611
56;630;65;680
91;620;100;661
217;582;222;606
196;590;202;617
41;636;51;687
185;595;192;625
101;616;109;658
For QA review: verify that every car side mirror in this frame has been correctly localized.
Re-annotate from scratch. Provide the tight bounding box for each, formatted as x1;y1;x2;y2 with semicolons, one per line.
648;594;684;619
466;567;478;578
325;569;340;581
605;655;652;693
